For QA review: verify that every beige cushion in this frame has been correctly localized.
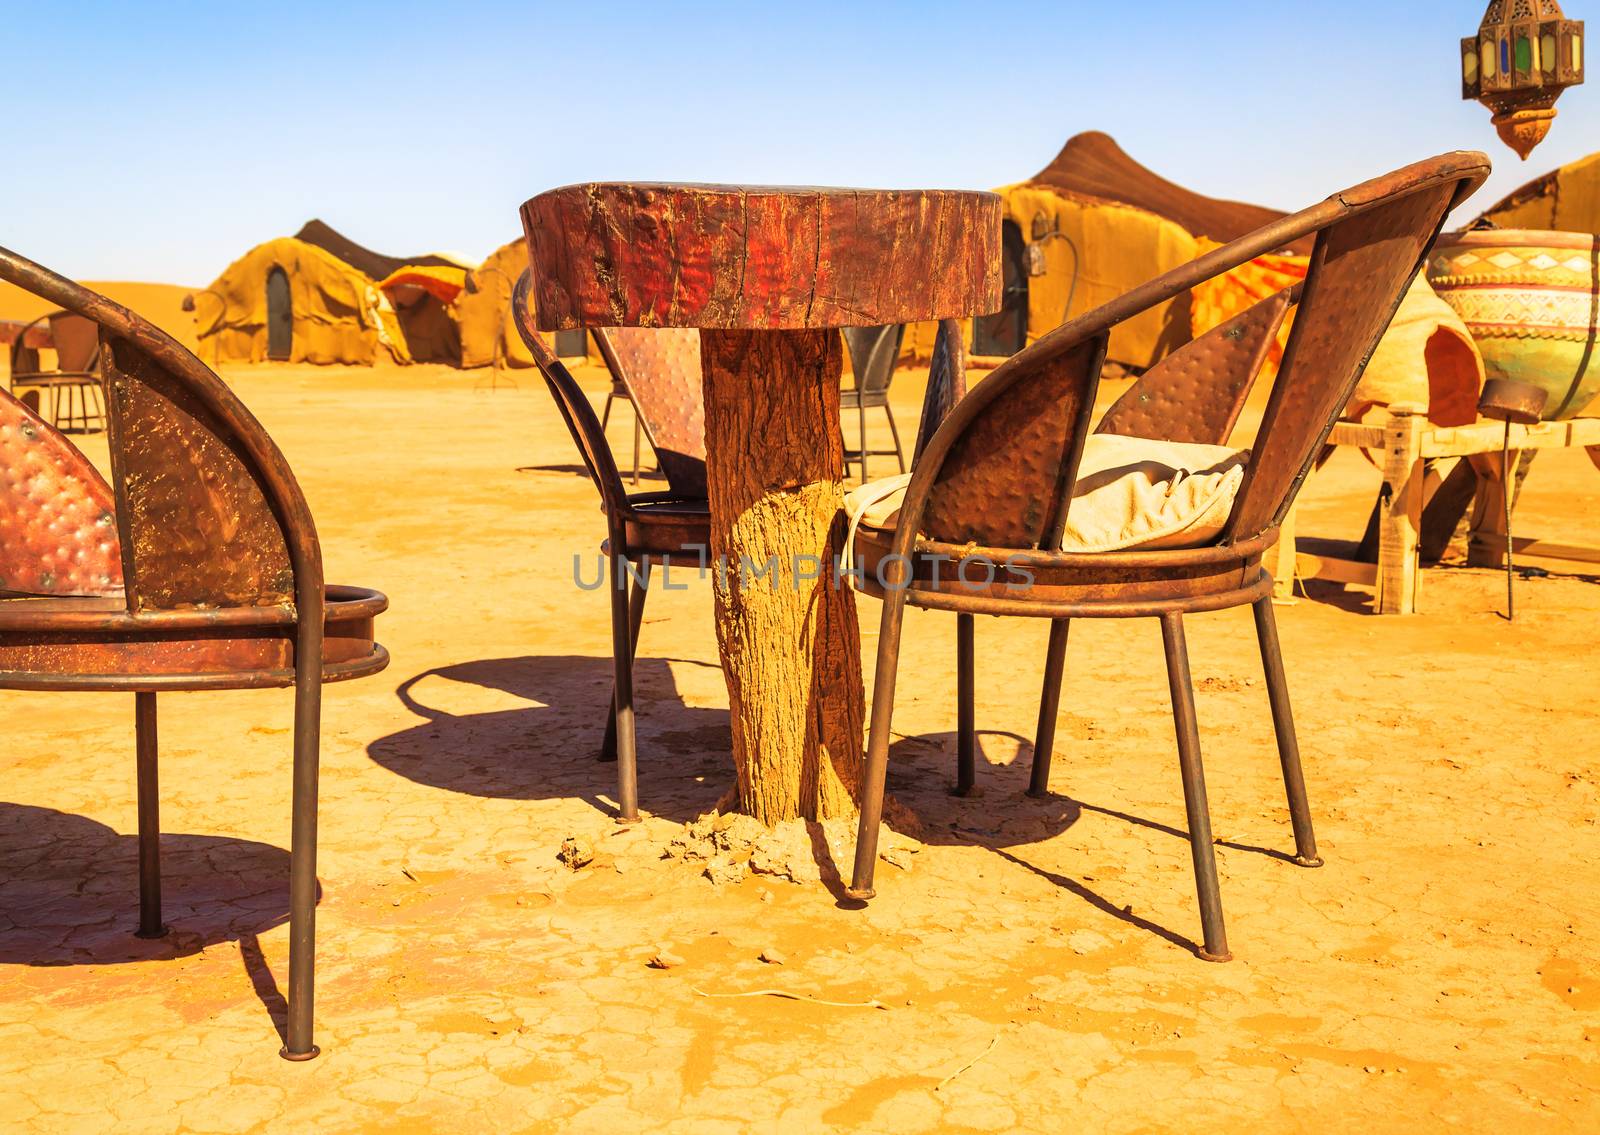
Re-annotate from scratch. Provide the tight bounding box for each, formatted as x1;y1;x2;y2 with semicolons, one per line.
844;434;1249;556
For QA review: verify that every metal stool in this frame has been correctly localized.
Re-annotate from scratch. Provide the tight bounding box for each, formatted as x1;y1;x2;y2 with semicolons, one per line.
1476;377;1547;620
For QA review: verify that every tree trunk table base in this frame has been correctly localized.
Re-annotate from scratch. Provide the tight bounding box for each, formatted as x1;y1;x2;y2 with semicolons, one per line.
700;329;864;821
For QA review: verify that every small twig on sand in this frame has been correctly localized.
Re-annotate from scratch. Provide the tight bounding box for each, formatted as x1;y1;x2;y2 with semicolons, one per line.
691;988;889;1010
935;1030;1003;1092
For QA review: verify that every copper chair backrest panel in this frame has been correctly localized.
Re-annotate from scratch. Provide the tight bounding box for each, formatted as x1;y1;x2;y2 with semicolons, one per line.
1224;183;1459;541
102;334;294;610
593;326;707;498
0;385;123;598
48;311;100;373
921;334;1106;549
1097;286;1295;447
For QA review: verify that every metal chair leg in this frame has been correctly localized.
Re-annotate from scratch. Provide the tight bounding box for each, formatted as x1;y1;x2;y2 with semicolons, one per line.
857;400;870;483
1159;613;1232;962
134;692;166;939
847;586;911;901
282;659;323;1060
600;392;615;430
600;559;651;762
631;415;642;487
954;612;976;796
1251;597;1322;867
883;403;906;473
608;550;641;822
1029;618;1070;797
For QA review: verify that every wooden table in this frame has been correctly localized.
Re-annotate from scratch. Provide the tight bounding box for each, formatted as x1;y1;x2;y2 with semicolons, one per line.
1269;405;1600;613
522;184;1000;823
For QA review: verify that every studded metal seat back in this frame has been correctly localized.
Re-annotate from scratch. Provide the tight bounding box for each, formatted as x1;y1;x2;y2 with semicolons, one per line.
594;327;707;498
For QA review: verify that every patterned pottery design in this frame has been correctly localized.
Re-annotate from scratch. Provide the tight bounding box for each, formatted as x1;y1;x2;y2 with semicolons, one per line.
1427;228;1600;419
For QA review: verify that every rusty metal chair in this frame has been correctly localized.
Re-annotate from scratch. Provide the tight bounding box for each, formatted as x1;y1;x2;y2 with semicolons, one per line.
845;153;1491;961
0;247;389;1059
8;309;107;432
592;325;709;500
841;323;908;482
514;276;711;822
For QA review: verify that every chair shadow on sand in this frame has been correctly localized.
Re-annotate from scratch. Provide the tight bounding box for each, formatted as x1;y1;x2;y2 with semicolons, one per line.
368;657;1288;954
880;728;1305;956
366;655;731;825
0;802;314;1042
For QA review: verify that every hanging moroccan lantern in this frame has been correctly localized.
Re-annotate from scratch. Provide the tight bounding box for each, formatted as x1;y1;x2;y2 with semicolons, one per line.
1461;0;1585;159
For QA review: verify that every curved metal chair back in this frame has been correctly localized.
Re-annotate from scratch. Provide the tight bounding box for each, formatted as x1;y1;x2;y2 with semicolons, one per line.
841;324;906;397
592;326;707;498
9;311;101;378
902;153;1490;554
0;247;320;619
512;272;632;521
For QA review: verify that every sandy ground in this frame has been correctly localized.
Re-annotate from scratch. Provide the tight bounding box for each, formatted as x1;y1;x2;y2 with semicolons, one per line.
2;359;1598;1133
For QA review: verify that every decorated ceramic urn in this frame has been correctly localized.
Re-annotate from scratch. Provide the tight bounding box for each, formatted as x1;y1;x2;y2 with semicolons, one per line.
1427;228;1600;419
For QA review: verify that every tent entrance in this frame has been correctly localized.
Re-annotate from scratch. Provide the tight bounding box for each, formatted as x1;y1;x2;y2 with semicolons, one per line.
971;220;1027;357
266;267;292;361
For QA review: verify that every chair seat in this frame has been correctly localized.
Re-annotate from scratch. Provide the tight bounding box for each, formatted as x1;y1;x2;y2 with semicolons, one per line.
844;435;1270;617
0;584;388;691
850;524;1274;616
847;434;1249;554
611;493;712;561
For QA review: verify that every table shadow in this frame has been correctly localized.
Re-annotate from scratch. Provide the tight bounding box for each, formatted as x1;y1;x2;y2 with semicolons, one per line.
366;655;730;824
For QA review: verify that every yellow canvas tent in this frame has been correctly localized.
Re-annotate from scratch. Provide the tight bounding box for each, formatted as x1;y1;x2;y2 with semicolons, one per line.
192;237;408;366
923;132;1307;371
977;182;1202;368
453;238;598;369
1475;150;1600;232
378;264;468;365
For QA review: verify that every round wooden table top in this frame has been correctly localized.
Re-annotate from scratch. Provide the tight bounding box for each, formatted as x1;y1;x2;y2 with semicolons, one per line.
521;183;1002;332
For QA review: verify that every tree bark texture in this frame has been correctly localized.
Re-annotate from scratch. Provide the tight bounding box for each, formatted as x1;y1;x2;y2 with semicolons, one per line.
700;328;864;824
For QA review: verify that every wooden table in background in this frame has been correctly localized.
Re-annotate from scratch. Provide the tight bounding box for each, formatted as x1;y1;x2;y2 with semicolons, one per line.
523;184;1000;823
1269;405;1600;614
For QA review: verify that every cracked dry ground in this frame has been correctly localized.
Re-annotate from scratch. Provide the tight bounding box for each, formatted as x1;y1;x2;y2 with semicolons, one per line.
2;363;1597;1133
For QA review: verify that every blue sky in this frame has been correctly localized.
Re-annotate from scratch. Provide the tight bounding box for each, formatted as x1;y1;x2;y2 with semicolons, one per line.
2;1;1591;284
